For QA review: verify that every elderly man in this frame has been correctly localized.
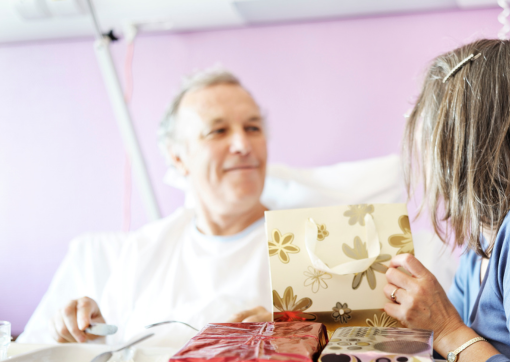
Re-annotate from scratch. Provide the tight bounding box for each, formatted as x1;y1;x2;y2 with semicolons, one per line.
17;69;272;347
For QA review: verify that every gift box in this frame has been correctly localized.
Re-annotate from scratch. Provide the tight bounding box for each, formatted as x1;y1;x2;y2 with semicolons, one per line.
319;327;434;362
169;322;328;362
265;204;415;336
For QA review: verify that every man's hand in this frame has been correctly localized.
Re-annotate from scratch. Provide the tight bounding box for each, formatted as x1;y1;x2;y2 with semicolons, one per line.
49;296;106;343
226;306;272;323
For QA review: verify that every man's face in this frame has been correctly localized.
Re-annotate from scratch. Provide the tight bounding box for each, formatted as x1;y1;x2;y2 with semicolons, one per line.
172;83;267;214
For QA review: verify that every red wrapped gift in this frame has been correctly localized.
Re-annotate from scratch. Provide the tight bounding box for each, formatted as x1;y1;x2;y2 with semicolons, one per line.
170;322;328;362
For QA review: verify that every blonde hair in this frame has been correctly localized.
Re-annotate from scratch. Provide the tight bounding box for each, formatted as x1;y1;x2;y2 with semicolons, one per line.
404;39;510;256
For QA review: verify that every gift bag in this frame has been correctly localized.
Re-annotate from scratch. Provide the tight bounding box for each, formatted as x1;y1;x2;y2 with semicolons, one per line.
265;204;414;337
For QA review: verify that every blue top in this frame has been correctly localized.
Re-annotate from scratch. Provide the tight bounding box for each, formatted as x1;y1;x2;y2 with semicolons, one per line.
448;214;510;362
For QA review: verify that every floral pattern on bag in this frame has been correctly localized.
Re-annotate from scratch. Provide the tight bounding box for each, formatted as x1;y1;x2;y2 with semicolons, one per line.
303;266;332;293
268;229;300;264
317;224;329;241
366;312;398;327
273;286;316;322
331;302;352;324
388;215;414;255
343;204;374;226
342;237;391;290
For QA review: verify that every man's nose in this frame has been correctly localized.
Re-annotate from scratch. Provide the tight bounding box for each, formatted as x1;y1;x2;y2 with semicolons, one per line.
229;131;252;156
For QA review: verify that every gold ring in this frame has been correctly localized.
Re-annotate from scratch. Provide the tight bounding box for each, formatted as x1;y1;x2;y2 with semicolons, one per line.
391;287;399;302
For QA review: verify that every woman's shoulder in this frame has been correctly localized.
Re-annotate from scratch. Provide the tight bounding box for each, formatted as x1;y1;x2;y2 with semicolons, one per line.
458;247;480;267
492;212;510;256
484;212;510;294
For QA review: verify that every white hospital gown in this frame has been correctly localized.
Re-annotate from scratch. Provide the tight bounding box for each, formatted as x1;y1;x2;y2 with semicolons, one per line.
17;208;272;349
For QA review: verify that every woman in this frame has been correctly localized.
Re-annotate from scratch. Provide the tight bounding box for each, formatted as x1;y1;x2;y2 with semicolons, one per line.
385;39;510;362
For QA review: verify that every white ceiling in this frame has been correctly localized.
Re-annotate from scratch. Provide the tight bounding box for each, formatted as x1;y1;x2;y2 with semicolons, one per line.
0;0;500;44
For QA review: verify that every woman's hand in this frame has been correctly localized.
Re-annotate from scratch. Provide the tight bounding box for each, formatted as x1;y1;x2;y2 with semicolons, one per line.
383;253;464;341
384;254;502;361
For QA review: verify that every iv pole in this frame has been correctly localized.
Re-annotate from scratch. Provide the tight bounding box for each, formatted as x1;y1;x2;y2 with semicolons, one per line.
84;0;161;221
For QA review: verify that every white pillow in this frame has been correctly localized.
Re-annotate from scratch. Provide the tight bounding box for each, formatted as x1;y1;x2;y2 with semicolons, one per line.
261;154;405;209
164;154;405;209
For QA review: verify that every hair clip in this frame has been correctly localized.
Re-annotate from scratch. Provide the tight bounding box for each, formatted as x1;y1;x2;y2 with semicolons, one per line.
442;53;482;84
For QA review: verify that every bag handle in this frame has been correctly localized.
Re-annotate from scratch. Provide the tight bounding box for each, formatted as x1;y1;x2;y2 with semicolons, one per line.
305;213;380;276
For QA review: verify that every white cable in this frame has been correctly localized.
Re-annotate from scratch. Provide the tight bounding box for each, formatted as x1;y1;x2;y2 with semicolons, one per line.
123;22;138;44
498;0;510;40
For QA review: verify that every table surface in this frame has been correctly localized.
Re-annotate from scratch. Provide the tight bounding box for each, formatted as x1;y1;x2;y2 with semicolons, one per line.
7;342;51;357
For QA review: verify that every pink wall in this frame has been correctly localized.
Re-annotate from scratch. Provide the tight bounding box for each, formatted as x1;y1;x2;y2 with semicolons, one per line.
0;8;501;335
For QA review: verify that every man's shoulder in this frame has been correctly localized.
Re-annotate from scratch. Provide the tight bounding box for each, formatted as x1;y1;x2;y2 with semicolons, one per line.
135;207;193;235
68;232;130;253
67;208;193;256
125;207;194;247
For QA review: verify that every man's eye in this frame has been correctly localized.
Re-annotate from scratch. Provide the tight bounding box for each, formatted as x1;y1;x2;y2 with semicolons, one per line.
246;126;261;132
210;128;226;135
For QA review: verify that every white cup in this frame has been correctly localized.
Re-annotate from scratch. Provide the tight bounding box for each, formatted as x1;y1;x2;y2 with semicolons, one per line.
0;321;11;361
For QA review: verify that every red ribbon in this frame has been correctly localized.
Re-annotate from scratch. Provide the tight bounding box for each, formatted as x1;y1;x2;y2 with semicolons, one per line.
274;311;313;322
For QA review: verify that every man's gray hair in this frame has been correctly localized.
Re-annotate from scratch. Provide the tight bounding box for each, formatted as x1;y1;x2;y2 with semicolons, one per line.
158;67;241;161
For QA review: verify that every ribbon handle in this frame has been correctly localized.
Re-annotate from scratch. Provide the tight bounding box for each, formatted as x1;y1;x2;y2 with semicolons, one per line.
305;213;380;275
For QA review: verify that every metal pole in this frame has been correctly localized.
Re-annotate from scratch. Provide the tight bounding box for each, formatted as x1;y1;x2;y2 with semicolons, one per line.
83;0;102;39
93;38;161;221
84;0;161;221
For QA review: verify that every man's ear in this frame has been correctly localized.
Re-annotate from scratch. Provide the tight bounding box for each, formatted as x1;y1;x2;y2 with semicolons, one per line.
168;145;189;176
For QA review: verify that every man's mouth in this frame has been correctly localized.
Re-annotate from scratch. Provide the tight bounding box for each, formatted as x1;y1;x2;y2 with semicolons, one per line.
223;165;259;172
